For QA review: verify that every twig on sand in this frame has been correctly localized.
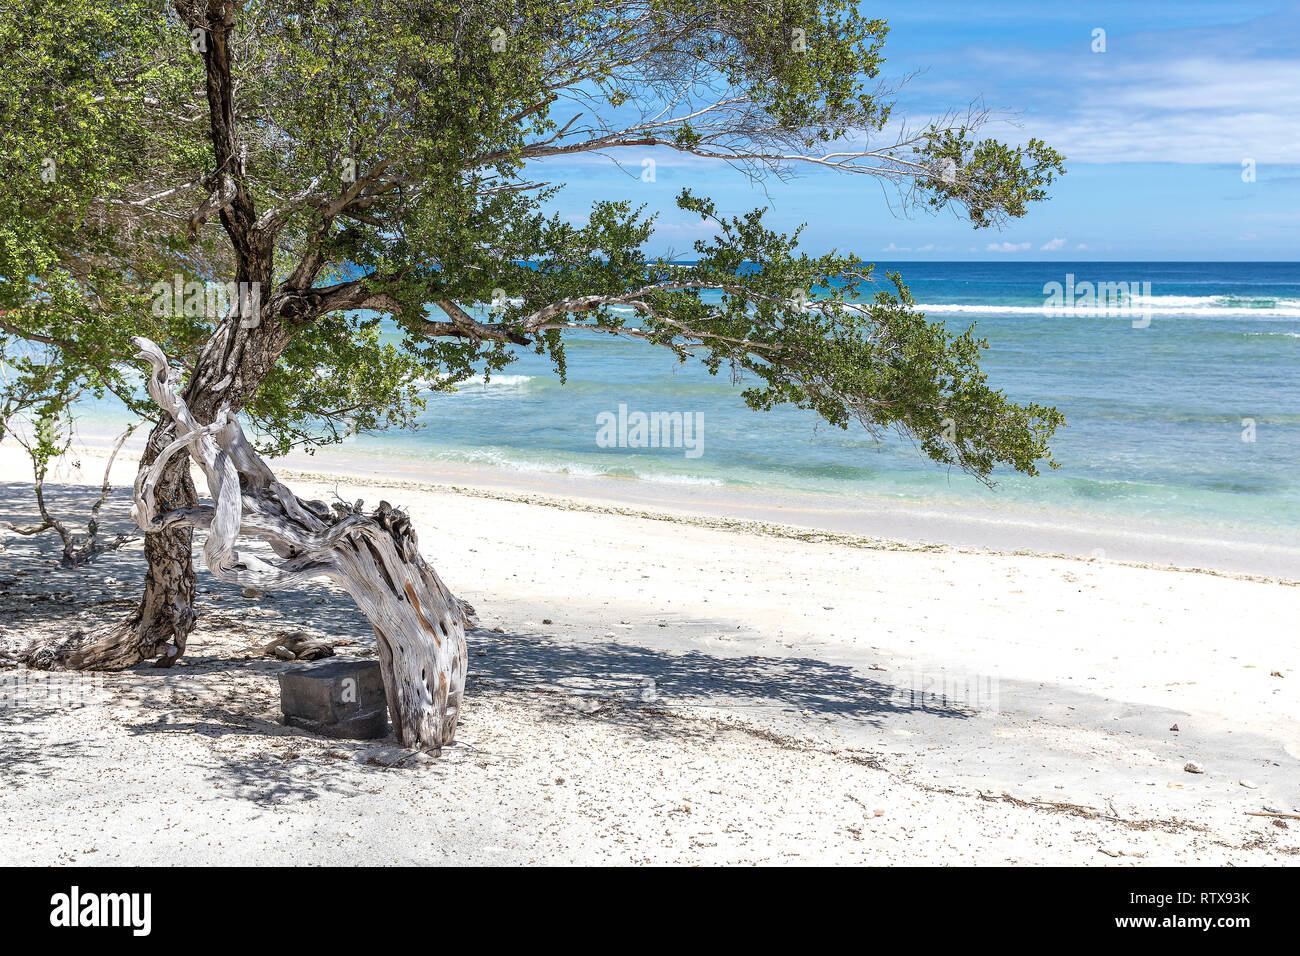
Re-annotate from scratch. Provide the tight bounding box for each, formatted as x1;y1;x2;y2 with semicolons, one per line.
975;790;1201;834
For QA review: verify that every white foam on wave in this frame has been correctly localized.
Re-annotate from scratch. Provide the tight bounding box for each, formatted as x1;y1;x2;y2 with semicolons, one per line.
912;296;1300;319
474;374;534;387
436;447;725;486
416;374;535;391
631;471;726;487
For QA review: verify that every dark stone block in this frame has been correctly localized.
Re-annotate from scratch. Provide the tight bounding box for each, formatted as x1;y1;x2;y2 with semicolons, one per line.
278;658;388;739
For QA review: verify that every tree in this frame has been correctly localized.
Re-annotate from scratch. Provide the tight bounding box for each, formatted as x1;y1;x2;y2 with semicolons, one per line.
3;1;1065;746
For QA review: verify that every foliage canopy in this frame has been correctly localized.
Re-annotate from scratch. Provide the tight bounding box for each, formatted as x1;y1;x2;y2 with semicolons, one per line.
1;0;1066;477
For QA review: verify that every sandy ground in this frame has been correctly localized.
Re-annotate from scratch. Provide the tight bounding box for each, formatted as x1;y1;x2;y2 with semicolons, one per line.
1;443;1298;865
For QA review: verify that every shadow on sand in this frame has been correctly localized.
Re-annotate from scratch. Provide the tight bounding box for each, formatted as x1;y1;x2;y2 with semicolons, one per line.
2;478;970;804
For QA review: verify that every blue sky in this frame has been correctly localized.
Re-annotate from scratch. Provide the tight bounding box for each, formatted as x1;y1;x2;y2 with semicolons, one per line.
530;1;1300;261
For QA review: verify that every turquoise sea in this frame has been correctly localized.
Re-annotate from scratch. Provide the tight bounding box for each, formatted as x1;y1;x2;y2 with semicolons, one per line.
329;261;1299;536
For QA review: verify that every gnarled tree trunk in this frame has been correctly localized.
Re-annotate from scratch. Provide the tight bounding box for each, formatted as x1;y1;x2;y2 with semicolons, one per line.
57;423;199;670
125;336;471;749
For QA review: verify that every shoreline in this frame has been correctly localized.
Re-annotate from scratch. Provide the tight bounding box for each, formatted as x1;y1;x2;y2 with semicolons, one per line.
273;462;1300;588
21;431;1300;581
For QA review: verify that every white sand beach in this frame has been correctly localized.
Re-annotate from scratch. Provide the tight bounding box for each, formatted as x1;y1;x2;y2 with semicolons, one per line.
1;441;1298;865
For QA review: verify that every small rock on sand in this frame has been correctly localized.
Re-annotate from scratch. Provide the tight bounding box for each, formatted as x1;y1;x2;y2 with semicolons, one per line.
1184;761;1204;774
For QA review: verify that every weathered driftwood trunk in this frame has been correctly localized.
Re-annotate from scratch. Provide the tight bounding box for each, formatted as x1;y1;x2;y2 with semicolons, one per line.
125;337;470;749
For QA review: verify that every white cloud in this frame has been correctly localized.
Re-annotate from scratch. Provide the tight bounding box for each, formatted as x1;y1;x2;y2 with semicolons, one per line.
986;241;1031;253
1076;243;1089;250
903;12;1300;164
1040;237;1067;251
